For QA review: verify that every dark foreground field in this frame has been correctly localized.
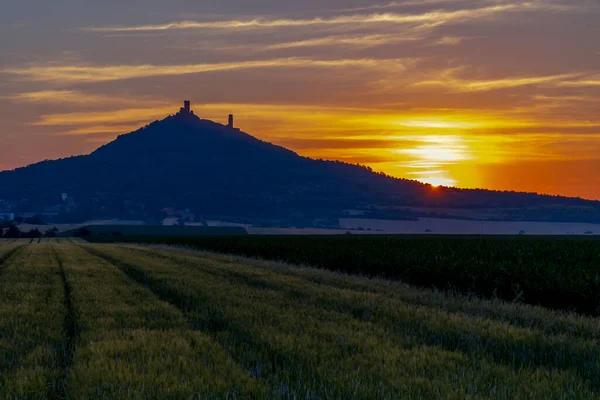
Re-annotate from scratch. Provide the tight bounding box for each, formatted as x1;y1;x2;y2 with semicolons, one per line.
91;235;600;316
0;239;599;399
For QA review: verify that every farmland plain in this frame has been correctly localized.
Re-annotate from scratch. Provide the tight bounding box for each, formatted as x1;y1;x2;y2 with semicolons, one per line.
0;239;599;399
91;235;600;316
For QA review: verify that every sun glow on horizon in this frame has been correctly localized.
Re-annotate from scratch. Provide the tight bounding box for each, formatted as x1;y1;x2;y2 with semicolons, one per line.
419;175;457;188
394;118;482;129
24;103;522;192
2;98;599;198
391;135;471;189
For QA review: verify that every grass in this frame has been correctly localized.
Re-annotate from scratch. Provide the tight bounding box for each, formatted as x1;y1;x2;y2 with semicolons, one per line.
89;235;600;315
0;242;66;398
53;243;263;398
85;243;600;398
1;240;599;398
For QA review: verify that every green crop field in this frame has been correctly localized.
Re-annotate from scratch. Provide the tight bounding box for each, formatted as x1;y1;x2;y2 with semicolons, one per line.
0;239;599;399
90;235;600;316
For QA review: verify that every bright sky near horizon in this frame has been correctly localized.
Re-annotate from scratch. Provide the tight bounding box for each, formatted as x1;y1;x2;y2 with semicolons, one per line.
1;0;599;198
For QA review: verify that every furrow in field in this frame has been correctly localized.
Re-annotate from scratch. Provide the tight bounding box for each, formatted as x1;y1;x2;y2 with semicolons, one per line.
0;242;26;268
52;243;264;398
0;243;67;398
47;245;80;400
83;243;600;399
97;235;600;315
126;245;600;393
123;244;600;341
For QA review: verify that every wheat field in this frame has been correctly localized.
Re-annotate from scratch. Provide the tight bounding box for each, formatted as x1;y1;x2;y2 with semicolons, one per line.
0;239;598;399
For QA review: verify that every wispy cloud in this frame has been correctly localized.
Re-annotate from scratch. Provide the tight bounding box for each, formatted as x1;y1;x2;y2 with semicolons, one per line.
556;75;600;87
56;125;143;136
532;94;599;102
337;0;473;12
33;107;174;126
338;0;586;13
4;58;414;83
416;69;583;92
81;3;571;33
164;20;436;53
261;34;421;51
8;90;103;103
6;90;167;107
435;36;464;45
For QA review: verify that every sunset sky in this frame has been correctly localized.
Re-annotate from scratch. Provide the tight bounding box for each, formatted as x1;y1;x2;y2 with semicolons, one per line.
1;0;599;198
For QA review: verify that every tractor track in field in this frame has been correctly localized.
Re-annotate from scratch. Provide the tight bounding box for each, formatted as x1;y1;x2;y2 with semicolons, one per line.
0;244;25;270
79;245;207;324
48;246;80;400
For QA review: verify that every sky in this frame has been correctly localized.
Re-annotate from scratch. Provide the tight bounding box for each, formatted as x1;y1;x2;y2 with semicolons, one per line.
1;0;599;199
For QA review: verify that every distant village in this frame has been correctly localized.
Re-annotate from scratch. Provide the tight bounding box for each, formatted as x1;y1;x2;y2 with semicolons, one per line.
0;193;76;224
0;193;205;227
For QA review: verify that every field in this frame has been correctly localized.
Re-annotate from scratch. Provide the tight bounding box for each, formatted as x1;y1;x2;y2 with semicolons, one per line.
62;225;248;237
89;235;600;316
339;217;600;235
0;238;599;398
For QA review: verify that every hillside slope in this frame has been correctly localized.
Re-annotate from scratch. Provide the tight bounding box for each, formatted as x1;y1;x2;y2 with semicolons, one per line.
0;108;598;222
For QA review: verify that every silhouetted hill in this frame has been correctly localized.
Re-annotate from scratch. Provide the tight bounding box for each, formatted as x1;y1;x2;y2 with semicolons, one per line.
1;108;599;224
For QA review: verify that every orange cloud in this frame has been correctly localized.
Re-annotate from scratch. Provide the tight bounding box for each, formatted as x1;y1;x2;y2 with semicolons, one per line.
415;70;583;92
261;34;421;51
7;90;167;107
435;36;464;45
4;58;415;83
32;107;174;126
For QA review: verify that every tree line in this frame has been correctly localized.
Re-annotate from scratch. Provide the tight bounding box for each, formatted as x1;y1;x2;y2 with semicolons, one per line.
0;222;59;238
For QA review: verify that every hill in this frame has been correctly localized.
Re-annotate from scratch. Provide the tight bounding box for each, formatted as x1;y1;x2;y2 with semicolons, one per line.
1;103;599;224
